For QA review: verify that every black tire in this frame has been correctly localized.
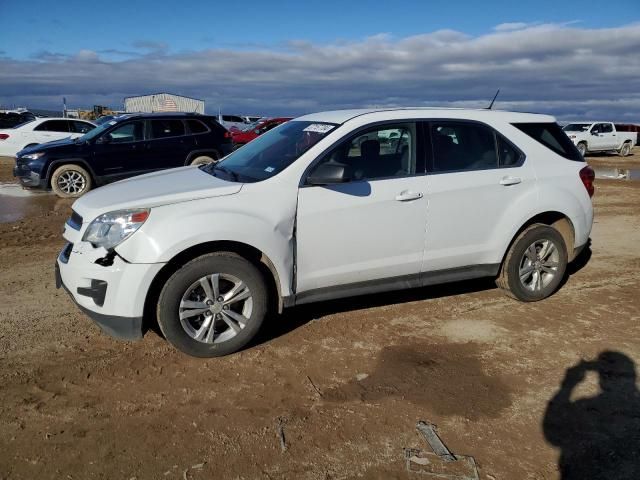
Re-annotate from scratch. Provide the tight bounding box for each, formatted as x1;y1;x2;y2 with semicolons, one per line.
50;164;93;198
496;224;568;302
157;253;268;357
577;142;587;157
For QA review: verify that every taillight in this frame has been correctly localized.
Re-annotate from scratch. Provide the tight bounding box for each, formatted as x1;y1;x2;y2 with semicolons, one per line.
0;133;9;140
579;165;595;198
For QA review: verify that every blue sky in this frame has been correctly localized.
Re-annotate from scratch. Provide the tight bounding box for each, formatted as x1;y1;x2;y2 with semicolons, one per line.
2;0;637;59
0;0;639;120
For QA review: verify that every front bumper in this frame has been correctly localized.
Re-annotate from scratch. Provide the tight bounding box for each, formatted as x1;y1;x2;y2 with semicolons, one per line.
13;163;46;188
55;241;164;341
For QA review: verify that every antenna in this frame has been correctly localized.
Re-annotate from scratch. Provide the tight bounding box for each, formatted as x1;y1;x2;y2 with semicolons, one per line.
487;89;500;110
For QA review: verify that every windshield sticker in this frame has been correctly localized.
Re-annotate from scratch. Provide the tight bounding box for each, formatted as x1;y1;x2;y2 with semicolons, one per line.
264;166;275;173
303;123;333;134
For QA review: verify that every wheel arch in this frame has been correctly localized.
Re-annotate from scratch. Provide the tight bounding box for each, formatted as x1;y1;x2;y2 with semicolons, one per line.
501;211;576;268
45;158;98;188
143;240;284;334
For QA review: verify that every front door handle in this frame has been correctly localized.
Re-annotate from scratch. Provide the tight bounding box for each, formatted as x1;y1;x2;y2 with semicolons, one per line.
499;176;522;186
395;191;423;201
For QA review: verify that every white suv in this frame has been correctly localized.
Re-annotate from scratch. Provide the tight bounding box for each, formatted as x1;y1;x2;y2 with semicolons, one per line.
56;108;594;357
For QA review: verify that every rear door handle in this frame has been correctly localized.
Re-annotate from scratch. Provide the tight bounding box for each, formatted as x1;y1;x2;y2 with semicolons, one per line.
395;191;423;201
499;176;522;186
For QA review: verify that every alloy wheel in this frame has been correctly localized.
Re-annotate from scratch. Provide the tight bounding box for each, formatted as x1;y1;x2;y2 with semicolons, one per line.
178;273;253;344
518;239;560;292
57;170;87;195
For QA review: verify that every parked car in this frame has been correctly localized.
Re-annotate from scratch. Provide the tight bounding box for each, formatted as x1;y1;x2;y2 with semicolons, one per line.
56;108;594;358
242;115;264;124
0;117;95;157
0;110;37;129
13;113;232;198
563;122;636;156
216;114;249;131
231;117;292;149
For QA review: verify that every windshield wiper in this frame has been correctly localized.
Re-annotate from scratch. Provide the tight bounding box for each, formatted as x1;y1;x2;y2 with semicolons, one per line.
213;164;238;182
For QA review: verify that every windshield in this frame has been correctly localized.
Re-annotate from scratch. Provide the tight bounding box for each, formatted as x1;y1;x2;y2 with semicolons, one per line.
13;119;36;129
563;123;591;132
240;121;261;132
202;120;337;182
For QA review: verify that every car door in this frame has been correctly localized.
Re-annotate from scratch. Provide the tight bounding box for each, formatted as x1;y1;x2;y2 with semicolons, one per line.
422;120;534;273
91;120;148;180
146;119;194;169
589;124;608;150
32;119;71;144
296;122;428;296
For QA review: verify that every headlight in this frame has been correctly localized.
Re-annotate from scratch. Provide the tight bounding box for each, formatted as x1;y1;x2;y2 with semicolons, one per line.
20;152;45;160
83;209;150;250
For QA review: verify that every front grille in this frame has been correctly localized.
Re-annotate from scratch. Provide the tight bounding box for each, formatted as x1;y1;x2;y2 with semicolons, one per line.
67;210;83;231
59;243;73;264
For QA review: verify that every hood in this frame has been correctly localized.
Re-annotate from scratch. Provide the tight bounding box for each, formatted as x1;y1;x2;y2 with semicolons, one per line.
73;166;243;221
18;136;76;155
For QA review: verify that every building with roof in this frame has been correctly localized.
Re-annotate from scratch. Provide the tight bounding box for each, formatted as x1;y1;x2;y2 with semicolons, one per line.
124;93;205;114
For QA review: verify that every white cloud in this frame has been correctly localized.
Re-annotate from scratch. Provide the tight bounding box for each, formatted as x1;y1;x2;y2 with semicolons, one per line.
493;22;531;32
1;23;639;121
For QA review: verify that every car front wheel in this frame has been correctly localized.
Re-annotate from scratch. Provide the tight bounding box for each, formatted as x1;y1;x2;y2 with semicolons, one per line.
497;224;568;302
51;164;93;198
157;253;268;357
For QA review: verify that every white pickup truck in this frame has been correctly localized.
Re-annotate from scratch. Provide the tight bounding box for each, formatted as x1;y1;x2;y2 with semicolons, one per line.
563;122;636;157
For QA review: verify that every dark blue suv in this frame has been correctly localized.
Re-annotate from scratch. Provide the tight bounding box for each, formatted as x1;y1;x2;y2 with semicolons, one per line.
13;113;233;197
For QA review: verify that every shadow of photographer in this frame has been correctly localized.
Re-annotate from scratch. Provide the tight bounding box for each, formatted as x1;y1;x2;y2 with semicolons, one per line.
543;351;640;479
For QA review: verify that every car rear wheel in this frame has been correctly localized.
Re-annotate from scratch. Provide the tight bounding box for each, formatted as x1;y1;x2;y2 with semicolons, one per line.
497;224;568;302
51;164;93;198
190;152;219;166
577;142;587;157
157;253;268;357
619;142;631;157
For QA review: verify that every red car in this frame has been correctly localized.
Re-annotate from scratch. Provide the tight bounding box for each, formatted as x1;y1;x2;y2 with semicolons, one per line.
231;117;292;149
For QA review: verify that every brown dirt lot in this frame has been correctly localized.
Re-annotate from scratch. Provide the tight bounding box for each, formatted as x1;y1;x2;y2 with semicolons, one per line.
1;151;640;479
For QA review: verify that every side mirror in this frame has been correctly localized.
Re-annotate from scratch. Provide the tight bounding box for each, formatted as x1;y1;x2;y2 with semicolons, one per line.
96;134;112;144
307;163;351;185
591;131;599;136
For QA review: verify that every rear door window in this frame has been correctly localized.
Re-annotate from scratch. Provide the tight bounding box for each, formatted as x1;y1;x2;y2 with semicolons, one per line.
600;123;613;134
513;123;583;162
430;122;498;172
34;120;70;132
151;119;186;139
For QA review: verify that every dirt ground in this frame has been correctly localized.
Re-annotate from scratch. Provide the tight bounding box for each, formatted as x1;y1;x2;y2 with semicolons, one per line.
1;149;639;479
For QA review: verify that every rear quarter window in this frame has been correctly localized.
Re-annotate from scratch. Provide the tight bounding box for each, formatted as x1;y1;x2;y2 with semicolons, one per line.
187;119;209;134
513;123;583;162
